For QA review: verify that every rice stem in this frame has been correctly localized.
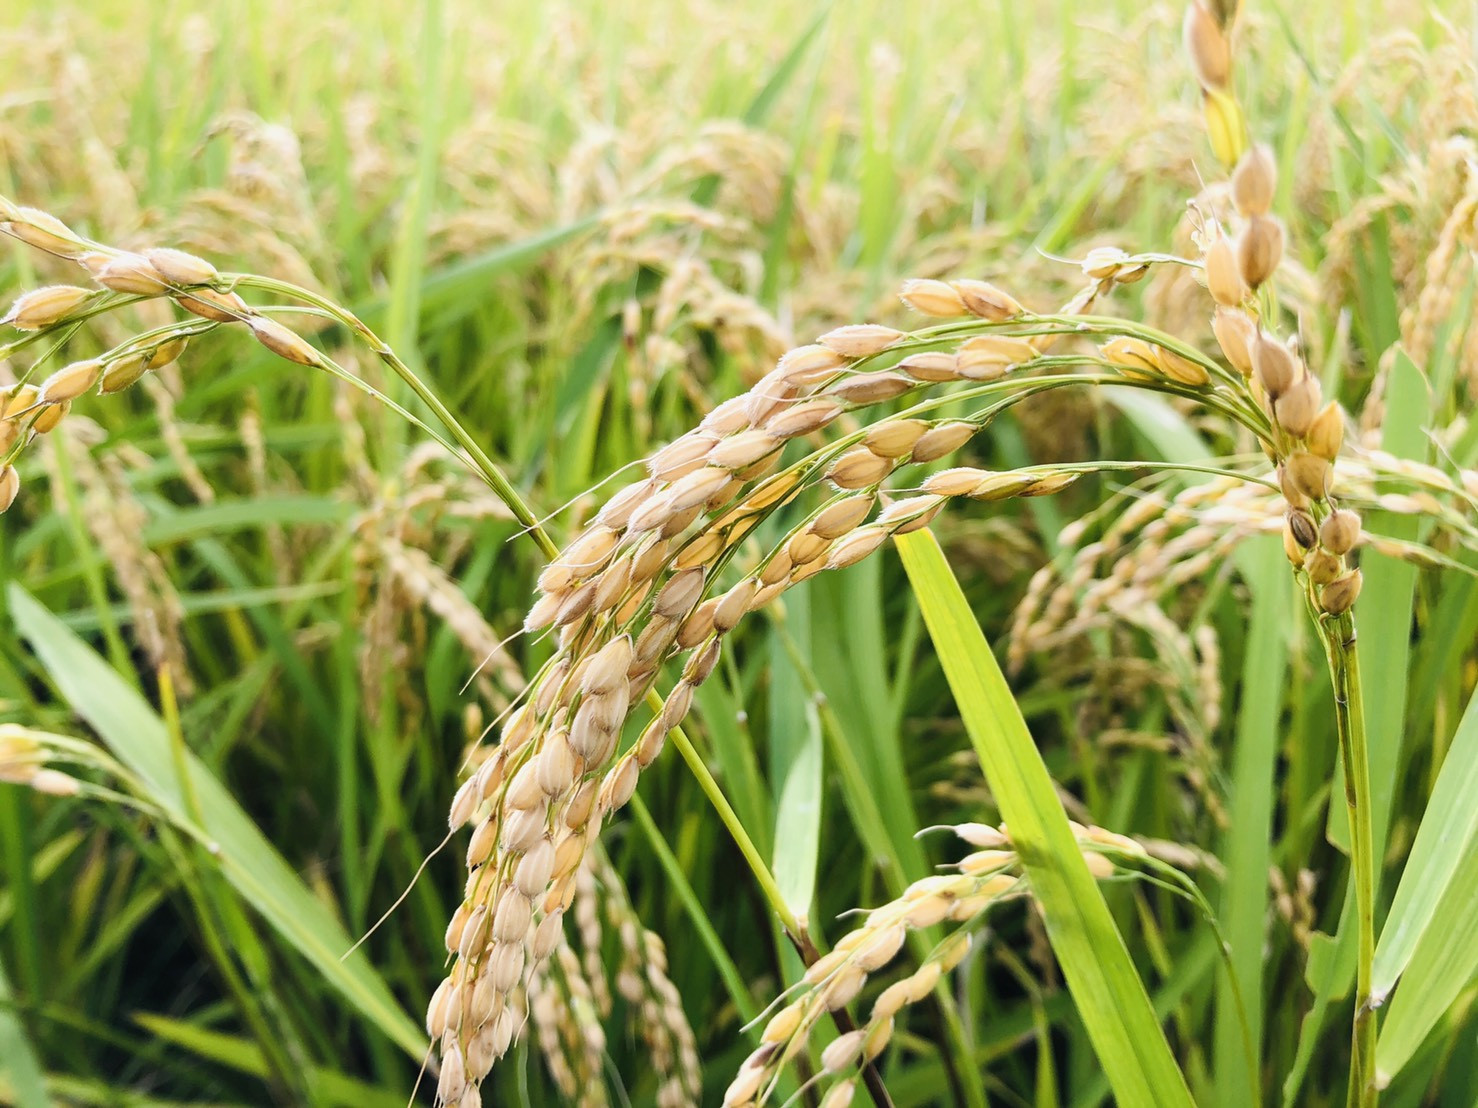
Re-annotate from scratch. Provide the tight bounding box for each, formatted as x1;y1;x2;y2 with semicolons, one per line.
1319;611;1377;1108
656;688;805;941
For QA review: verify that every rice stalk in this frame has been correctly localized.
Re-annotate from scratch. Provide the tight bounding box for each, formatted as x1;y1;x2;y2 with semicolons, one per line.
4;3;1473;1103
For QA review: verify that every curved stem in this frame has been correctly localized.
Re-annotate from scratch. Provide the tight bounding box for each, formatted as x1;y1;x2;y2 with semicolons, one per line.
651;687;804;941
234;274;815;972
230;274;560;561
1319;610;1378;1108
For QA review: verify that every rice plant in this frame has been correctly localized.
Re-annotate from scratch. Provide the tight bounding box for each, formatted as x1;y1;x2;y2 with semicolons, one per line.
2;1;1476;1106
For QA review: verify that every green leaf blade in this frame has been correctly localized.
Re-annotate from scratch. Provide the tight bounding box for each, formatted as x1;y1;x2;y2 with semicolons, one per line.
895;529;1195;1108
8;586;426;1062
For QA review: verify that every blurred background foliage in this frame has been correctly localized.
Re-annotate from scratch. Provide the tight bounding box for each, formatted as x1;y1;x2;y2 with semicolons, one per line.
2;0;1476;1104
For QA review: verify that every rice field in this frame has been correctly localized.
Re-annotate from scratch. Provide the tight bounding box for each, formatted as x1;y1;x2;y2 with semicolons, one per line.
2;1;1478;1106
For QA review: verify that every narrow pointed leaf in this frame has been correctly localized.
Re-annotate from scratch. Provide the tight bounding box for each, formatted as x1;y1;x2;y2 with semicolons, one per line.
8;586;426;1061
896;529;1195;1108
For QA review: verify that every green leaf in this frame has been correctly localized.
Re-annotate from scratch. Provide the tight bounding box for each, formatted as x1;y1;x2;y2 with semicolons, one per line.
8;586;426;1061
742;5;830;126
139;496;354;546
132;1013;406;1108
1105;385;1280;1105
1214;536;1292;1104
0;955;48;1108
810;563;926;881
769;589;822;920
1374;686;1478;999
1373;850;1478;1084
895;529;1195;1108
1371;686;1478;1080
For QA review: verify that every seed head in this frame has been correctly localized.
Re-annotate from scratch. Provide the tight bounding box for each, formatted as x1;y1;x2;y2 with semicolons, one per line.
600;755;640;811
1251;333;1300;398
776;344;848;386
38;359;103;404
457;904;491;960
1237;215;1283;289
449;776;481;830
1306;402;1344;461
144;247;218;286
1203;237;1245;307
425;979;453;1039
514;838;556;897
934;930;974;974
817;324;906;359
147;336;189;369
923;468;988;497
665;465;733;512
1183;0;1232;91
685;636;722;684
952;279;1023;321
970;472;1034;500
1232;143;1278;218
1277;464;1310;511
654;568;706;619
1284;451;1331;501
597;479;657;529
1320;509;1360;555
877;495;944;534
1274;375;1322;437
1;384;38;421
1080;246;1134;281
677;598;718;648
812;495;875;539
582;636;635;695
1211;308;1255;375
100;353;151;394
827;448;893;490
1283;522;1305;566
673;530;725;571
761;1001;804;1044
957;335;1037;378
1024;473;1079;497
1286;509;1317;549
714;580;758;631
1098;337;1161;377
821;1081;857;1108
826;371;913;405
3;285;95;330
32;401;69;434
249;316;320;366
2;208;85;256
827;526;890;569
0;466;18;513
899;278;968;317
896;351;960;382
437;1042;468;1104
177;287;250;322
788;530;830;565
911;421;977;463
864;419;928;458
709;429;780;469
820;1030;864;1073
524;591;562;632
764;398;843;438
1320;569;1364;615
701;395;752;436
95;253;168;296
1155;346;1211;387
1202;87;1247;166
650;432;715;480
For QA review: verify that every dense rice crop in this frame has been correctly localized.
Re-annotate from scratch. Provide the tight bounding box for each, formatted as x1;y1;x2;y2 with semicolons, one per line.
2;2;1476;1105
